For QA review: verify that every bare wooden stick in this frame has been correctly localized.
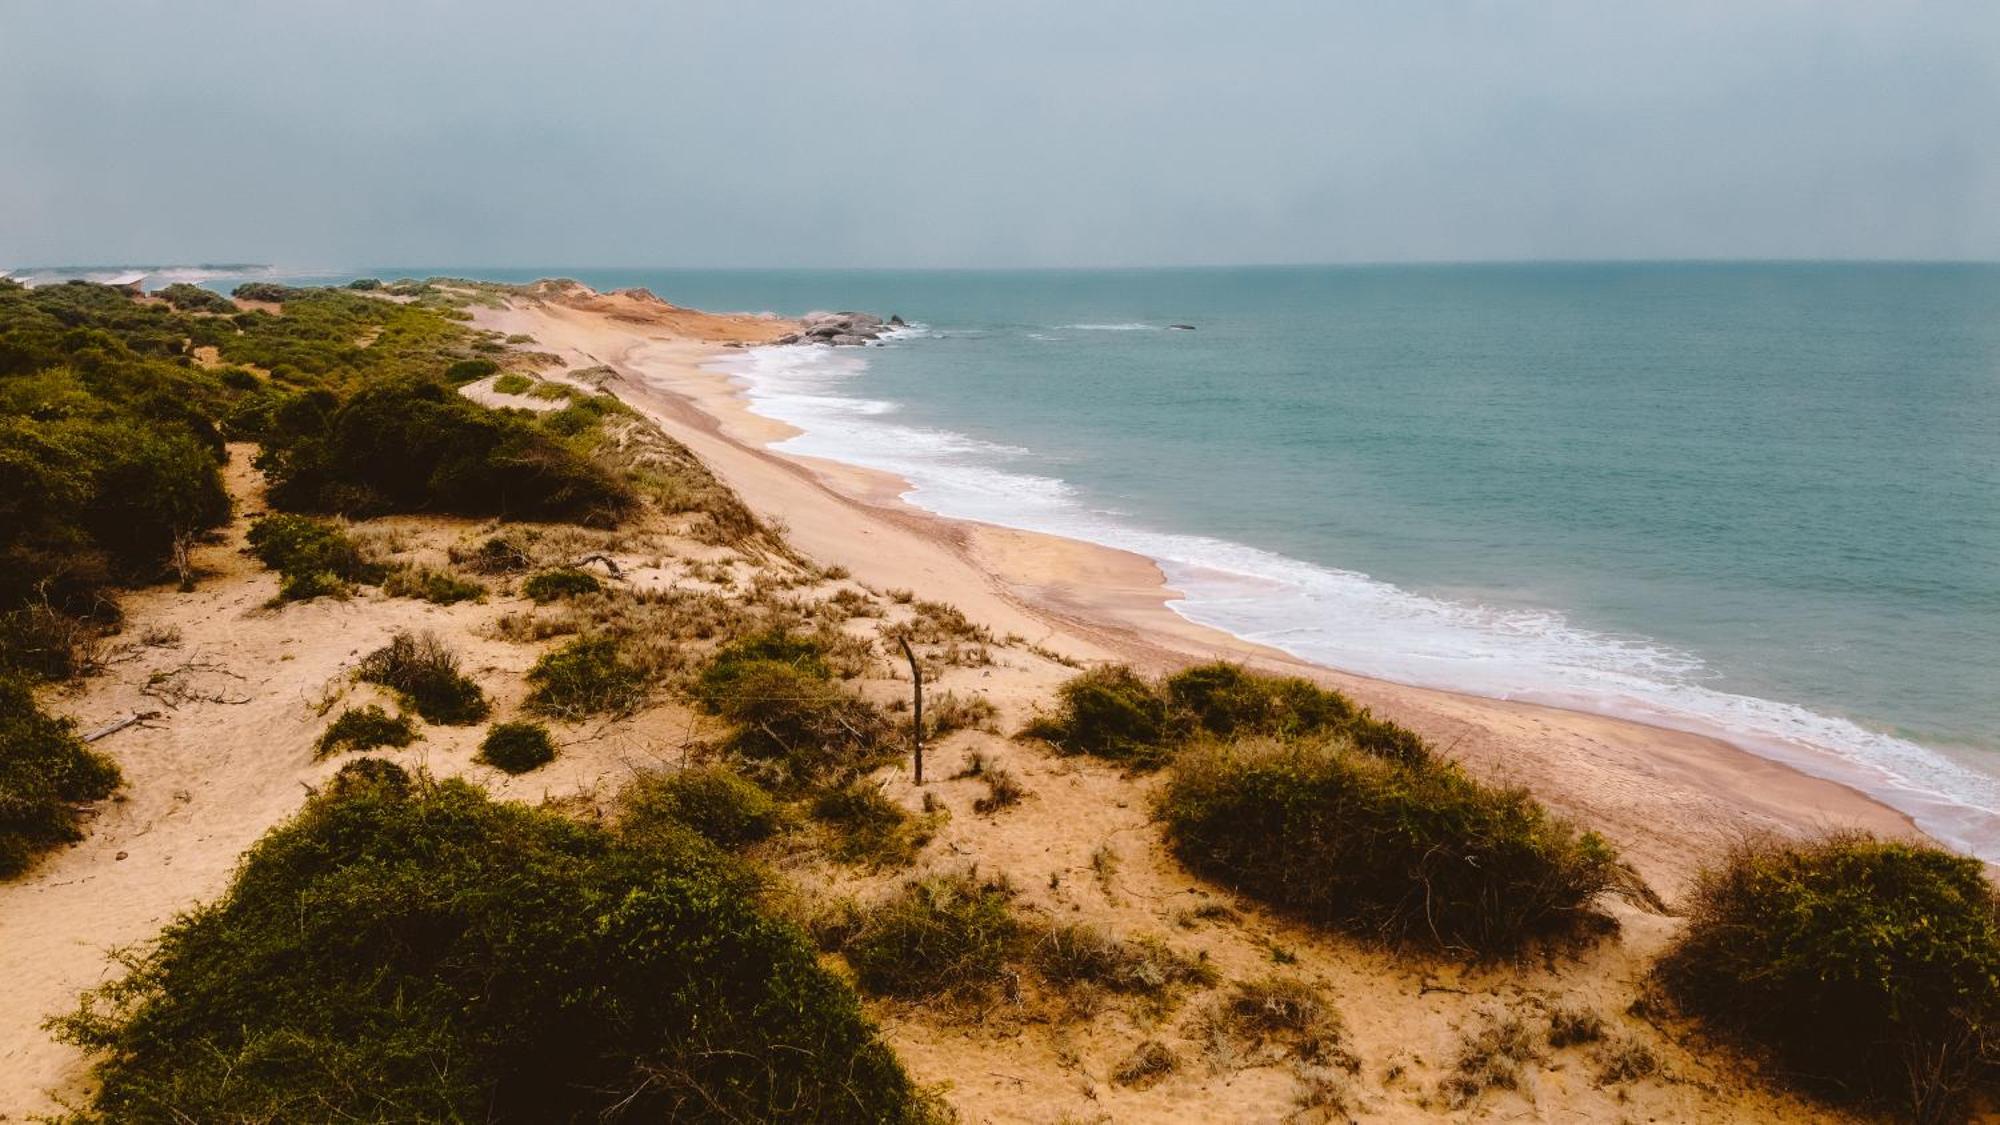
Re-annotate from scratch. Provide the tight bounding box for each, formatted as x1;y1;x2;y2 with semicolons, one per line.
83;711;162;742
898;637;924;785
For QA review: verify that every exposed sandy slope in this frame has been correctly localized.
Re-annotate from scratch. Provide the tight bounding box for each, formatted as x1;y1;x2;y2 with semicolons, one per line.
0;283;1920;1122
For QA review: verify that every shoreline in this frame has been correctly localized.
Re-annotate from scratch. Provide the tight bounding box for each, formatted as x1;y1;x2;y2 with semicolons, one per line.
484;292;1920;892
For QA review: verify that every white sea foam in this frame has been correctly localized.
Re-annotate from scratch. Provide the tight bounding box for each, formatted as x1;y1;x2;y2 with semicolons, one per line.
706;338;2000;860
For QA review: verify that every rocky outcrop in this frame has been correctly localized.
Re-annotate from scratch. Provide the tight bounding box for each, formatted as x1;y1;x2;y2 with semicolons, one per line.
774;310;894;347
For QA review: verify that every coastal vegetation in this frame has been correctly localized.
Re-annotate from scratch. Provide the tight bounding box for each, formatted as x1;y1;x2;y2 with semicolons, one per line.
49;760;936;1123
1655;833;2000;1123
314;704;418;758
0;676;120;877
477;721;556;774
357;631;490;725
1160;733;1619;956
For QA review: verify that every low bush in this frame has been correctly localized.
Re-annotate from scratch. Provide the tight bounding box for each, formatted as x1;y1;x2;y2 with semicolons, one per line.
694;632;892;789
622;764;781;849
152;283;236;314
845;872;1021;1001
1159;735;1619;957
1112;1040;1178;1088
50;760;936;1123
1655;833;2000;1123
1031;925;1214;997
1440;1016;1541;1109
314;704;417;758
492;372;534;395
0;676;121;877
525;635;644;718
1196;976;1349;1069
357;630;490;725
478;721;556;774
811;781;933;867
382;565;485;605
247;513;385;601
1027;662;1425;770
1022;666;1174;765
257;378;634;525
521;568;602;603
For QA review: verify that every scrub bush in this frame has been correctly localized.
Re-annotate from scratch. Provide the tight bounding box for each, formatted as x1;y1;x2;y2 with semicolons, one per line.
1027;662;1430;769
0;676;120;877
357;630;489;725
621;764;781;848
50;761;935;1123
695;632;893;789
246;513;384;601
1159;735;1619;957
525;635;644;718
382;565;485;605
491;372;534;395
846;872;1022;1001
478;721;556;774
521;568;602;603
314;704;417;758
1655;834;2000;1123
152;283;236;314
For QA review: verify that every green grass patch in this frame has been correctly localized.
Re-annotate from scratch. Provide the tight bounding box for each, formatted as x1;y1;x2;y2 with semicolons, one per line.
811;781;934;868
694;631;893;789
1655;833;2000;1123
492;372;534;395
1159;734;1619;957
357;631;489;725
49;760;936;1123
315;704;417;758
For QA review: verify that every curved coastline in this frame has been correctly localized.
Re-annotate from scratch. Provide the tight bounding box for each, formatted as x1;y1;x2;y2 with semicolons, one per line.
690;331;1997;861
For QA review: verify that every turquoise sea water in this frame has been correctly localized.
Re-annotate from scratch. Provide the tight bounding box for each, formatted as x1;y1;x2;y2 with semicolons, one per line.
216;264;2000;854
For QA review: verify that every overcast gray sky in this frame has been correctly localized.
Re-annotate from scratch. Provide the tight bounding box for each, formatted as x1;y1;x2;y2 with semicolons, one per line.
3;1;1996;268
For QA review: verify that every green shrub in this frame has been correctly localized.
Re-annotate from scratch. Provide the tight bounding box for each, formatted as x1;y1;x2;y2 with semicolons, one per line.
246;513;384;601
347;278;383;291
622;765;781;848
0;676;121;877
1159;735;1618;957
257;379;635;526
493;372;534;395
382;565;486;605
521;568;601;603
231;281;294;302
1027;662;1429;769
1031;925;1215;997
525;635;644;718
445;358;499;383
314;704;417;758
1022;666;1174;765
478;721;556;774
152;283;236;314
811;781;932;867
1655;834;2000;1123
51;761;935;1123
357;631;490;725
846;872;1021;1001
695;630;832;703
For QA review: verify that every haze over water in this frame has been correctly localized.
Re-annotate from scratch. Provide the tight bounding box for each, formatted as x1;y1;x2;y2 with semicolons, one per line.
211;263;2000;853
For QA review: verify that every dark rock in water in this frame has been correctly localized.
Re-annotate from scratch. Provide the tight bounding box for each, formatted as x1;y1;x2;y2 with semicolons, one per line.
789;310;895;346
888;314;906;326
1169;324;1196;331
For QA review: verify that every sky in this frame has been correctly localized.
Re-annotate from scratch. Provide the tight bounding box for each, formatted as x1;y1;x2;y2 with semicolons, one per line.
3;1;1997;269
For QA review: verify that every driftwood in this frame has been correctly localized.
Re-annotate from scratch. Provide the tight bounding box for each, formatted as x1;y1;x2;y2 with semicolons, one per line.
83;711;163;742
571;553;624;578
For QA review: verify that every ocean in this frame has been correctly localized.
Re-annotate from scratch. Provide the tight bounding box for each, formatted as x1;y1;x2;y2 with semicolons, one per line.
218;263;2000;856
